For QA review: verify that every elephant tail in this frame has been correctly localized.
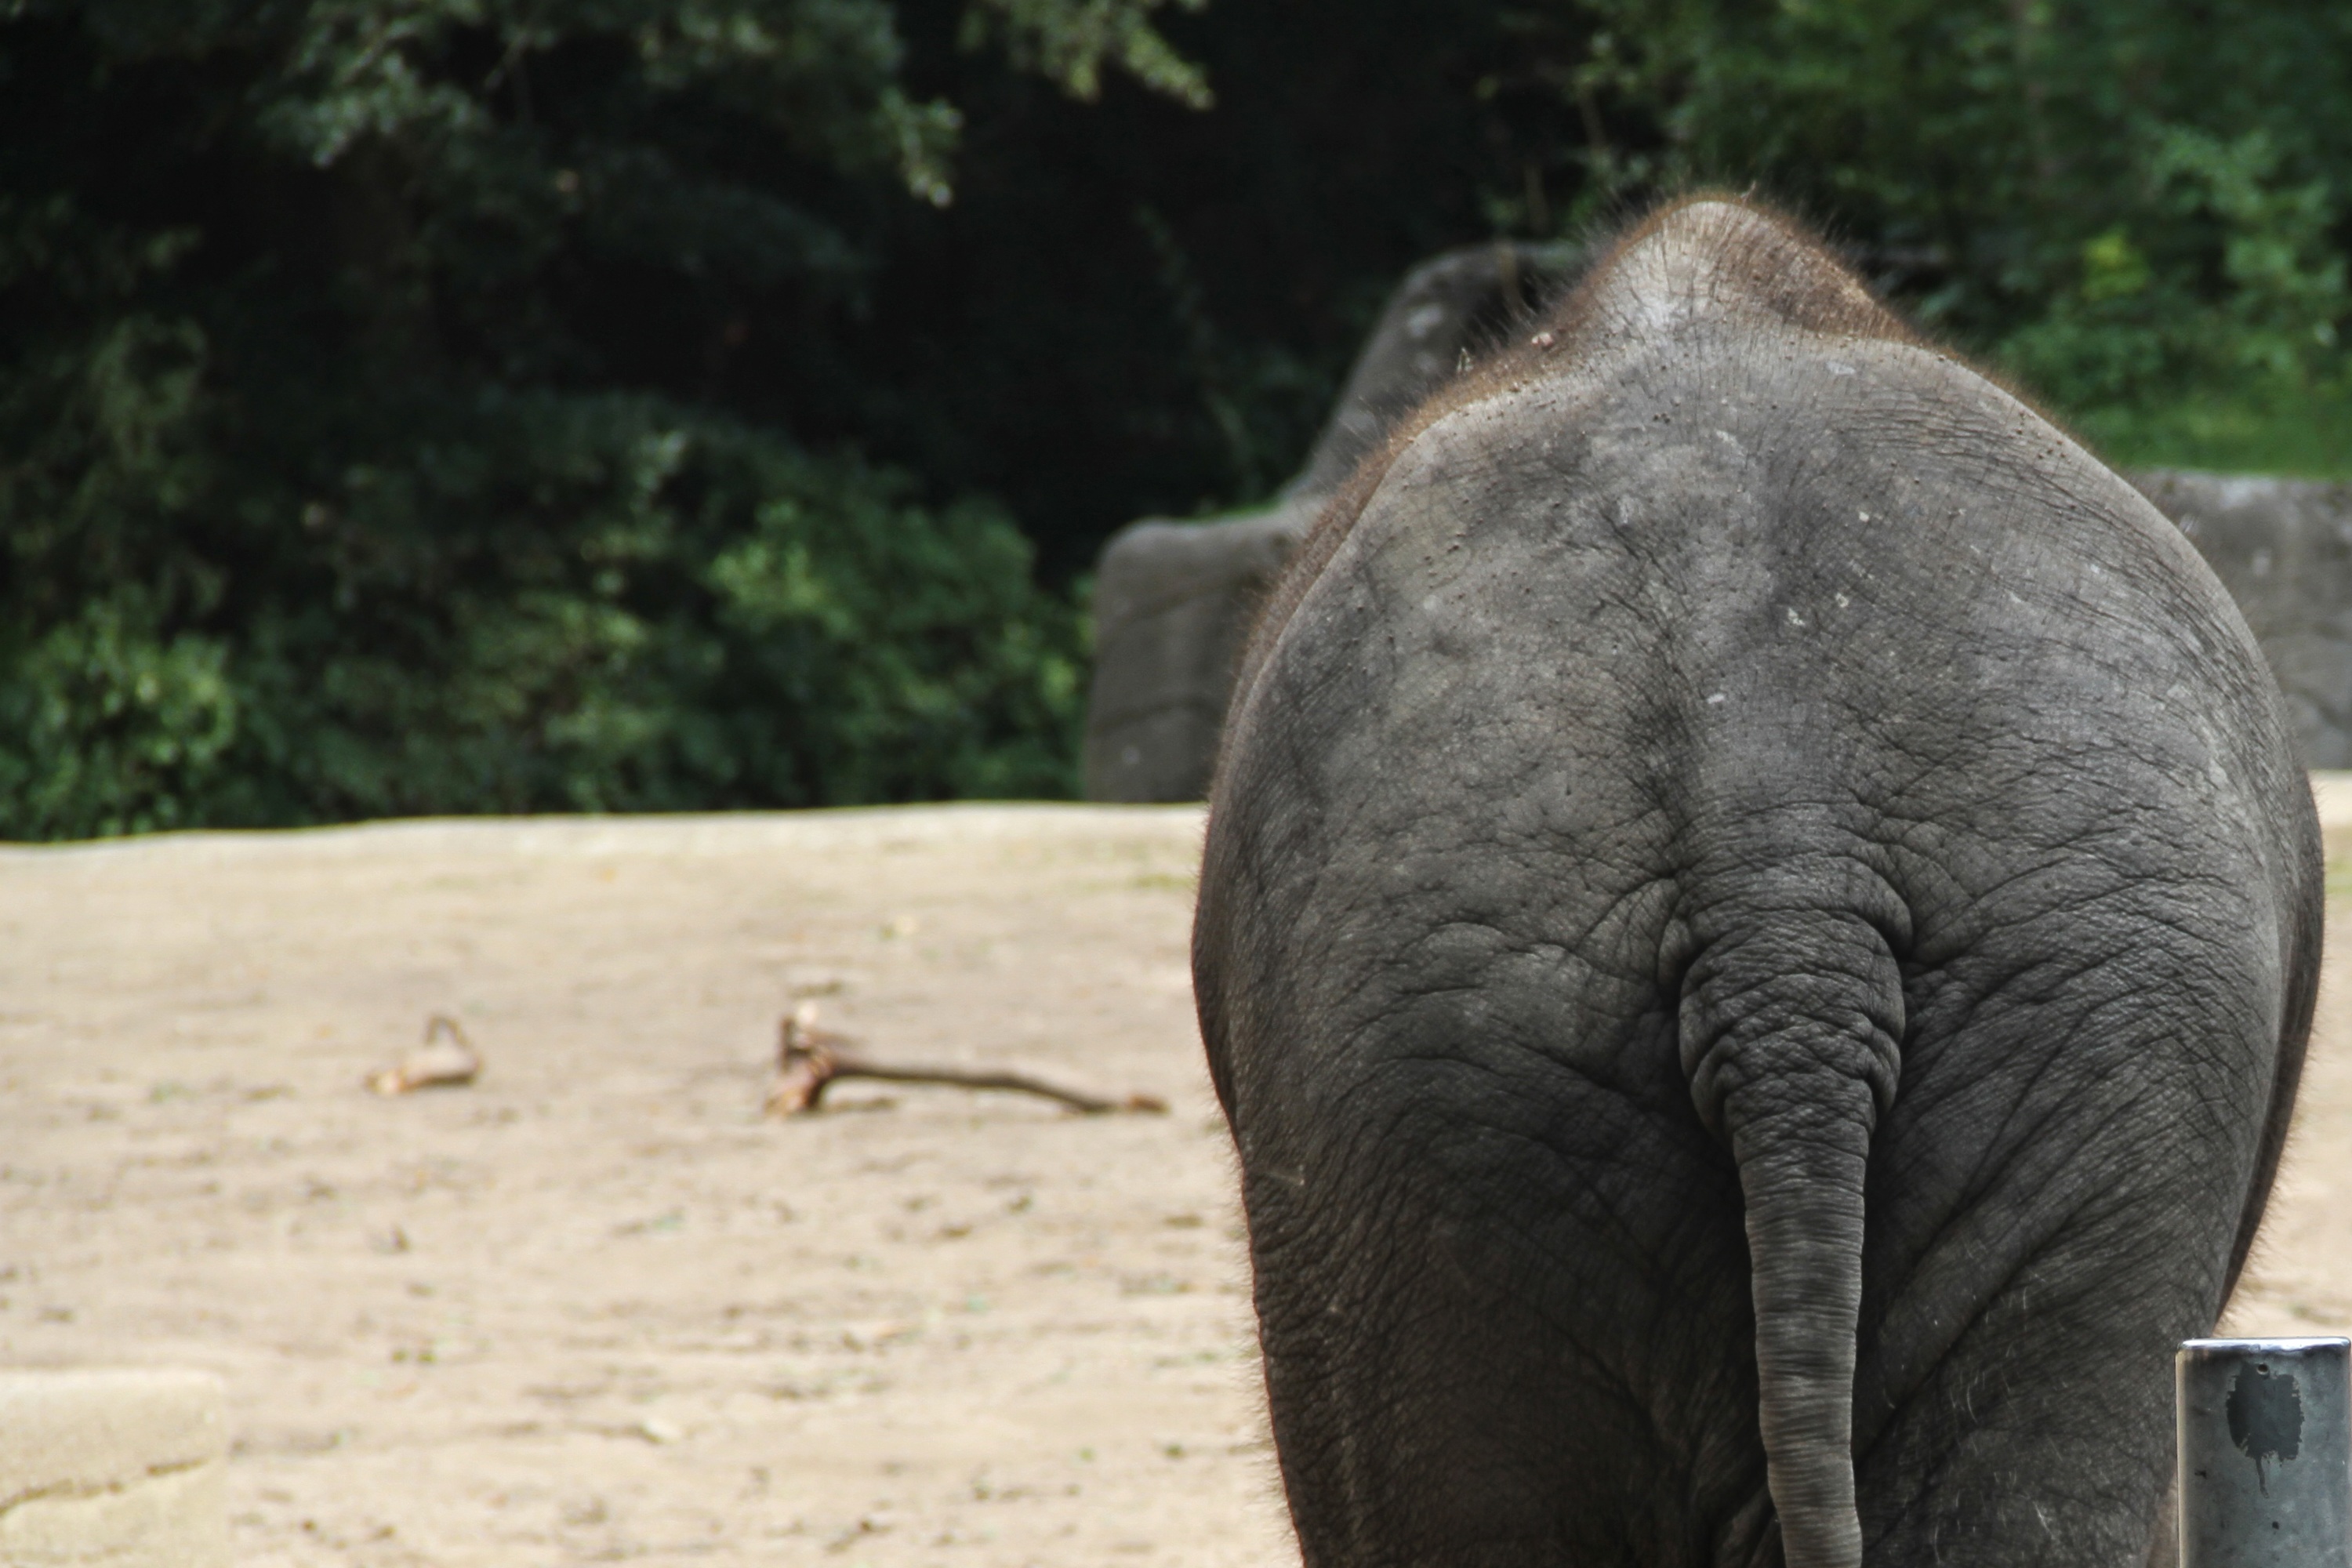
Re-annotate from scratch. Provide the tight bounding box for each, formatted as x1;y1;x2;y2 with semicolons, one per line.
1679;907;1905;1568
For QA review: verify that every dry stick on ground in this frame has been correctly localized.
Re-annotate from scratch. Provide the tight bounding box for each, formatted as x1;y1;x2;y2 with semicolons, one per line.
764;1003;1167;1117
367;1014;482;1095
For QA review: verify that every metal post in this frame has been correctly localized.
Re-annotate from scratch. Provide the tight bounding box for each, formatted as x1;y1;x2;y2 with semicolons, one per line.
2179;1338;2352;1568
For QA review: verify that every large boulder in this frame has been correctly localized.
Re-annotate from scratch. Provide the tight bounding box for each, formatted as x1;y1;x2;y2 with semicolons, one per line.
1082;501;1316;804
1083;240;1581;803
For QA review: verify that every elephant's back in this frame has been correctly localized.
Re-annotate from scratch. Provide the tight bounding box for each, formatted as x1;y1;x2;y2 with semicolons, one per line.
1199;318;2318;1127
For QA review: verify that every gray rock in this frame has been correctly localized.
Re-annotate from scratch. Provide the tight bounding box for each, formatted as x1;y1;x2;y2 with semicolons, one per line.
2132;469;2352;768
1083;499;1317;804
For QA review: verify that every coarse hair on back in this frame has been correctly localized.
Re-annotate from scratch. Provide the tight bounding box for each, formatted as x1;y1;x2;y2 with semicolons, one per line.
1214;191;1918;782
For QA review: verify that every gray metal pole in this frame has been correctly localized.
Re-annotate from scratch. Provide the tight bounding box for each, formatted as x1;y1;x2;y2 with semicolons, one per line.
2180;1338;2352;1568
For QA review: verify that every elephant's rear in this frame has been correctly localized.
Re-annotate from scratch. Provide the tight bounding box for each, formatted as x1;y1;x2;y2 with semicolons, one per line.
1194;200;2321;1568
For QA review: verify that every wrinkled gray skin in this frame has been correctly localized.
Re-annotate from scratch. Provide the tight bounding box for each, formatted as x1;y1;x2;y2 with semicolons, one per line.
1193;200;2323;1568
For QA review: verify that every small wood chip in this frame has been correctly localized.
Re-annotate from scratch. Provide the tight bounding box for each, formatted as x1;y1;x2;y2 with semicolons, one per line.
367;1014;482;1095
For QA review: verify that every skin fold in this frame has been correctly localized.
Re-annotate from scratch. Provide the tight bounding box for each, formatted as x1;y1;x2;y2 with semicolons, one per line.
1192;198;2323;1568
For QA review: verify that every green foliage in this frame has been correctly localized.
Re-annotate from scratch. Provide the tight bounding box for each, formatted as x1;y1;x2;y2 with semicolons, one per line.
0;597;238;840
0;348;1086;831
963;0;1211;108
0;0;1198;837
1524;0;2352;470
2002;125;2349;419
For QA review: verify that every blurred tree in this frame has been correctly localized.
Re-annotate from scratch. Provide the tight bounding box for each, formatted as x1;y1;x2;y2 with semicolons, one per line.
0;0;1203;834
1528;0;2352;459
5;0;2348;837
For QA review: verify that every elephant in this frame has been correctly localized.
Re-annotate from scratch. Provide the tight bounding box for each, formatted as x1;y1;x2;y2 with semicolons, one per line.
1192;197;2323;1568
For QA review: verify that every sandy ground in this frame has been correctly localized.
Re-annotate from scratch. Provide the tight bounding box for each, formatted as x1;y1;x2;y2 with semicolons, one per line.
2;794;2350;1567
0;806;1289;1566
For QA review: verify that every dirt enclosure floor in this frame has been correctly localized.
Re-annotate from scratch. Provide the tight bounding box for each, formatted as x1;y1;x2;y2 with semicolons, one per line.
5;793;2352;1567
